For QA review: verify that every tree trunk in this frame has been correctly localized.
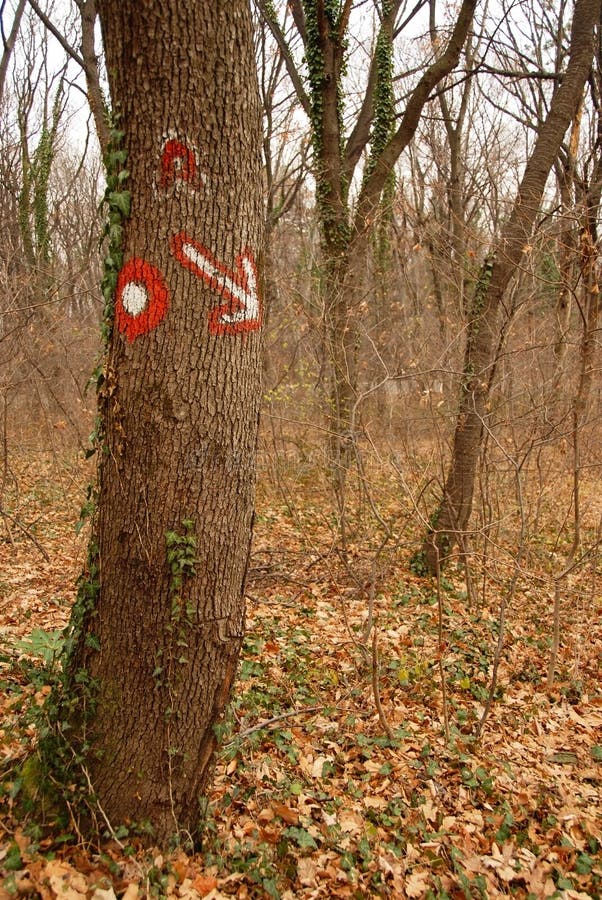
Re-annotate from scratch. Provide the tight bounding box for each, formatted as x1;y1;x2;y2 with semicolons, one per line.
418;0;600;574
551;108;582;393
78;0;111;158
63;0;263;845
569;97;602;557
259;0;476;515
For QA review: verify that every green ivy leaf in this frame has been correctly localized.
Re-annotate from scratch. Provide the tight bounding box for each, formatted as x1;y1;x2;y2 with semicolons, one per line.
575;853;594;875
285;826;318;850
108;190;131;217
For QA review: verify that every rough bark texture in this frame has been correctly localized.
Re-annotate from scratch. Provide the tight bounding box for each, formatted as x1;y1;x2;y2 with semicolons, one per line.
420;0;600;574
70;0;262;843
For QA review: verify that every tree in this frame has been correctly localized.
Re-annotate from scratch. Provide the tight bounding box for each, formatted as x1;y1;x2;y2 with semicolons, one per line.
44;0;264;845
418;0;600;573
258;0;476;505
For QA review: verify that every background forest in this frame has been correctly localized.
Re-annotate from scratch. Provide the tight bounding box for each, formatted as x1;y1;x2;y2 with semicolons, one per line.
0;0;601;898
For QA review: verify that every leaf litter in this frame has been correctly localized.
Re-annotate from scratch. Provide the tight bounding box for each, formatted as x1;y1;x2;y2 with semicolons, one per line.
0;450;600;898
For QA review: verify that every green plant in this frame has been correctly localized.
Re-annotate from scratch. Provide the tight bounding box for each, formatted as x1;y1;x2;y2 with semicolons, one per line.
13;629;64;668
166;518;198;627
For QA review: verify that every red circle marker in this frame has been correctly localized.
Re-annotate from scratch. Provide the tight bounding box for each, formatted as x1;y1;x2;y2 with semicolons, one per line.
115;258;170;342
160;139;198;188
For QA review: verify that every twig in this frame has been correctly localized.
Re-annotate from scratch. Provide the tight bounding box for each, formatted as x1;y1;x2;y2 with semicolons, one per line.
0;503;50;561
371;622;394;740
229;705;323;742
433;541;450;742
477;452;526;739
77;760;123;848
547;581;561;687
547;531;602;687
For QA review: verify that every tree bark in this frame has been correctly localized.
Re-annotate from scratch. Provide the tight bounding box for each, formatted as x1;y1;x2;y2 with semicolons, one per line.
569;66;602;557
419;0;600;574
66;0;263;845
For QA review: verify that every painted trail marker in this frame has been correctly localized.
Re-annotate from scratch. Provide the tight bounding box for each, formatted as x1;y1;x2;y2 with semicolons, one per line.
116;257;170;342
159;138;204;190
171;232;261;335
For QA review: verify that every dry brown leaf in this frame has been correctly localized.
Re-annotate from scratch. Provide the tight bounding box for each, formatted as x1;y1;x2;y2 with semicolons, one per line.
405;869;430;898
90;889;117;900
297;857;318;887
45;860;88;899
191;875;218;897
338;809;363;834
120;885;139;900
176;880;201;900
272;801;299;825
311;755;332;778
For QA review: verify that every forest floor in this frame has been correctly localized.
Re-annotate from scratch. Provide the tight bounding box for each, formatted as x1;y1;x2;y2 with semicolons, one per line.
0;447;601;899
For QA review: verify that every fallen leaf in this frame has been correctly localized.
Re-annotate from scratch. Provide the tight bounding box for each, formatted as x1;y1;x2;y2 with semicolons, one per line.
405;869;430;898
192;875;218;897
272;801;299;825
297;857;317;887
121;885;139;900
91;889;117;900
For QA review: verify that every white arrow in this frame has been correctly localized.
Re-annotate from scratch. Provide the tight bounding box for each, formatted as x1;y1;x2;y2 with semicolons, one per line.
170;232;261;335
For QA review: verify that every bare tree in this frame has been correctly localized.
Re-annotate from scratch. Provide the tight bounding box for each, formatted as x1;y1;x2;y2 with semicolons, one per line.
418;0;600;574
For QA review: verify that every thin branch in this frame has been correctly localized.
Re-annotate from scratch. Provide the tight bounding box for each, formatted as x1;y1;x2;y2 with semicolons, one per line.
256;0;311;117
25;0;85;68
0;503;50;561
371;622;394;740
230;705;324;741
0;0;25;106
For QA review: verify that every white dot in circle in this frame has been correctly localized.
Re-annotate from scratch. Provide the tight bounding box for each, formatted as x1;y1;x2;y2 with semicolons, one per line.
122;281;148;317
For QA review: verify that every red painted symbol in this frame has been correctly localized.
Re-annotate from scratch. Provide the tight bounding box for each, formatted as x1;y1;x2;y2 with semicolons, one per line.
170;232;261;335
160;139;203;190
115;257;170;342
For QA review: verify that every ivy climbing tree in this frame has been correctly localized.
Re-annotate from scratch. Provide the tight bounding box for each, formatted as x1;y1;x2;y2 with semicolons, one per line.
257;0;477;510
43;0;263;845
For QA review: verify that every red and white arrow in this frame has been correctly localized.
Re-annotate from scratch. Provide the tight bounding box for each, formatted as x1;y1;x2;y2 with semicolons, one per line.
170;231;261;335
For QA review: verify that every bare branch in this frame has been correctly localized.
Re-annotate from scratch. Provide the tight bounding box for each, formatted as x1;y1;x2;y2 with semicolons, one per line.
0;0;25;106
25;0;85;68
256;0;311;117
356;0;477;229
78;0;109;158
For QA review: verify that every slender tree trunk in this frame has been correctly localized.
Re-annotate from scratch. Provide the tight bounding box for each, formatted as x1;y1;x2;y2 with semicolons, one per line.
64;0;263;844
308;8;355;479
0;0;25;108
77;0;111;158
418;0;600;573
569;149;602;557
552;108;582;391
